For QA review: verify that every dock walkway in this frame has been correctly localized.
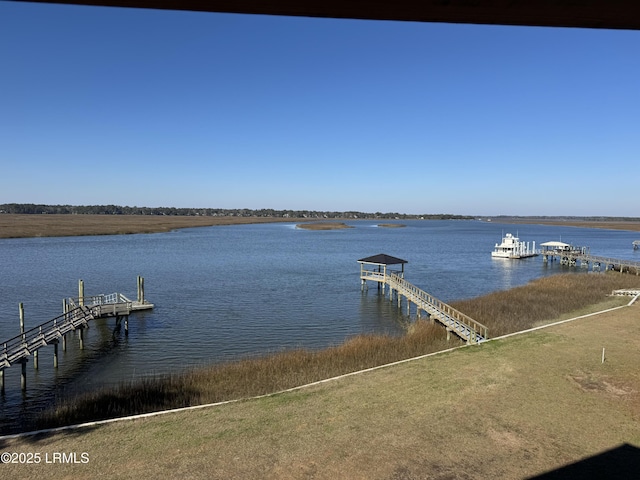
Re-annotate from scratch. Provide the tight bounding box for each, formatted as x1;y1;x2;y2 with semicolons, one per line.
360;268;487;344
542;250;640;274
0;277;153;392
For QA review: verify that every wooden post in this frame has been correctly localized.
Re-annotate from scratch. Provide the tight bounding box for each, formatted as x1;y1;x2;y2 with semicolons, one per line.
79;327;84;350
33;349;39;370
137;276;145;304
0;369;4;394
53;341;59;368
19;303;25;340
79;279;85;306
124;316;129;336
21;359;27;391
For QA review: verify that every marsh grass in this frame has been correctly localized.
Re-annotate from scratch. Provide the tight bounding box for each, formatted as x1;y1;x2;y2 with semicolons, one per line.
0;214;303;238
450;272;640;337
35;272;639;431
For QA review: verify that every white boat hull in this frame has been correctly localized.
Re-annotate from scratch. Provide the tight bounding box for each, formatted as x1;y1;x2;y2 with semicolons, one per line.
491;233;538;259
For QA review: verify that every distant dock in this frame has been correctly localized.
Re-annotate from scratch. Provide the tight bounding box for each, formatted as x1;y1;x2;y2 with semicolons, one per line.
540;242;640;274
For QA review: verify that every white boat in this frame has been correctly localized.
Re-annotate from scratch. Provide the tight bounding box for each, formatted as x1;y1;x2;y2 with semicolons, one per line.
491;233;538;259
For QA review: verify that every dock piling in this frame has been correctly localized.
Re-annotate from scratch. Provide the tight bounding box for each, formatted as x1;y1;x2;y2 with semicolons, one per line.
137;275;145;304
21;359;27;391
79;279;84;306
19;303;25;341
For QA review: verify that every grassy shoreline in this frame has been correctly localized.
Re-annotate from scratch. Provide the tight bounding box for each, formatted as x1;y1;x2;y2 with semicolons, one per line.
2;279;639;479
2;214;640;239
0;214;306;238
29;272;640;434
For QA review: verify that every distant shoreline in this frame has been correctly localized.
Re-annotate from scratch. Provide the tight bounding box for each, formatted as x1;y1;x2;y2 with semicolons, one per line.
1;214;639;239
496;218;640;232
0;214;306;239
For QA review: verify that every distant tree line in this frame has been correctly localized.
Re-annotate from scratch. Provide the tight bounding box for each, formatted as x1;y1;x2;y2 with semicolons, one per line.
490;215;640;222
0;203;474;220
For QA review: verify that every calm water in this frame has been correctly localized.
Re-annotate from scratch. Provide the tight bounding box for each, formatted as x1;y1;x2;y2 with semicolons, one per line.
1;219;638;433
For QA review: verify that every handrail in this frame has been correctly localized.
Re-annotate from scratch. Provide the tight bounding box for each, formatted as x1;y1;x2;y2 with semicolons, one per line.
1;306;97;368
68;293;128;307
1;292;137;369
578;254;640;268
543;251;640;269
386;273;488;342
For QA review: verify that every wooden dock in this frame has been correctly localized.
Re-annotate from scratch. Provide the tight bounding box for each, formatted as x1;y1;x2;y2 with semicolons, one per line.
541;248;640;274
0;276;153;392
358;254;488;344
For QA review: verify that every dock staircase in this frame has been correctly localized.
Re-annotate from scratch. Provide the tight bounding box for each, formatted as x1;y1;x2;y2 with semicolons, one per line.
386;273;488;343
1;305;96;371
360;266;487;343
1;277;153;391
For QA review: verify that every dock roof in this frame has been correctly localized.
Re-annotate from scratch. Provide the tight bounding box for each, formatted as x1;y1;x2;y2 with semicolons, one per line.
540;241;571;248
357;253;408;265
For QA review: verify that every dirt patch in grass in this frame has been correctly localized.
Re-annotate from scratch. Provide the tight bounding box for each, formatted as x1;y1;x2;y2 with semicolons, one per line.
3;304;640;479
0;214;303;238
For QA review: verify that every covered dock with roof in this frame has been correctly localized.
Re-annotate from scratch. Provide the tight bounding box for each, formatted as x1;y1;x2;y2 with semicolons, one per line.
357;254;488;344
540;241;589;265
357;253;407;290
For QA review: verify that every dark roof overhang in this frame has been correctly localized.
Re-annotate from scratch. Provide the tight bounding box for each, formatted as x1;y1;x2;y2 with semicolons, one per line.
11;1;640;31
358;254;408;265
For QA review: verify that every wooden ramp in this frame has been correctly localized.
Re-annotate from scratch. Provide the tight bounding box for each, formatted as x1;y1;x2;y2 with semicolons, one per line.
1;306;96;371
386;273;488;343
1;276;153;392
360;269;488;344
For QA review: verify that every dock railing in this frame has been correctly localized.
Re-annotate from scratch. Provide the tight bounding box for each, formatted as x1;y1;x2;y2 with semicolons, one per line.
361;268;488;343
386;273;488;343
68;293;133;317
1;306;97;369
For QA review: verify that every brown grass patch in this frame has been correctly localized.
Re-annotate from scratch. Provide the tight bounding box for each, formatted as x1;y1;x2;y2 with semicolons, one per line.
450;272;640;337
504;219;640;232
295;222;353;230
34;321;450;431
0;214;302;238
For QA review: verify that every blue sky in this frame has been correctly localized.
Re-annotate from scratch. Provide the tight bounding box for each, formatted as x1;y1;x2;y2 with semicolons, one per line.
1;2;638;216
